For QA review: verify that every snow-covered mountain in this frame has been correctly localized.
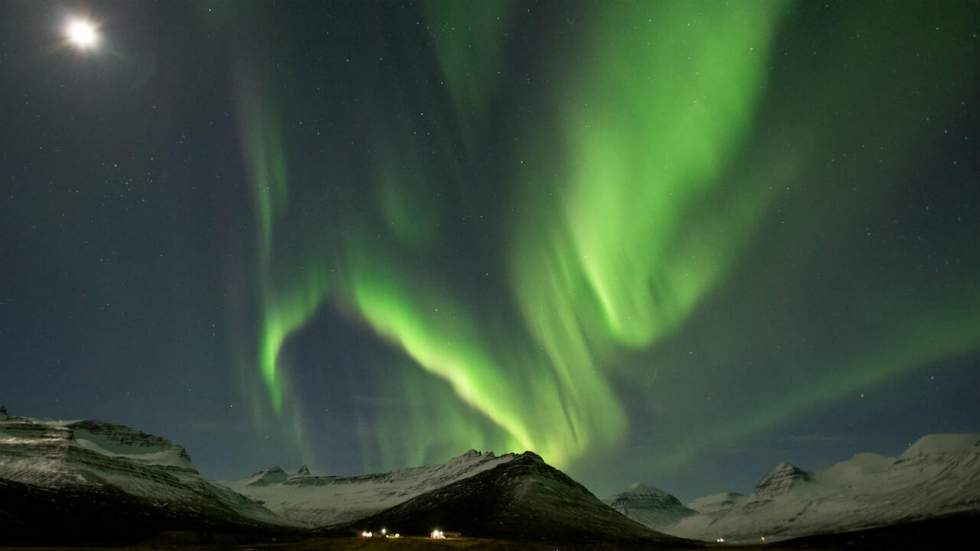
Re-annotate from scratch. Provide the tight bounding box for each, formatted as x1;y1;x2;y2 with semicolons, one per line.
223;449;517;527
11;412;972;545
604;483;697;528
1;414;680;544
614;433;980;543
0;415;288;543
327;451;691;545
750;461;812;499
227;450;691;543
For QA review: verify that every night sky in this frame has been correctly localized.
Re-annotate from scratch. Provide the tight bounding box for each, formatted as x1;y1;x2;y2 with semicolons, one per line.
1;1;978;501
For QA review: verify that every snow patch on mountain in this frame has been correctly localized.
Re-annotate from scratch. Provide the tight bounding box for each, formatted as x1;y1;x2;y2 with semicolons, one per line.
243;466;289;486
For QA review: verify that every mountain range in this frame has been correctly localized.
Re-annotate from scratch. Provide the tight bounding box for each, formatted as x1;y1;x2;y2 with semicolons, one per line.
2;412;978;546
606;433;980;544
0;414;682;545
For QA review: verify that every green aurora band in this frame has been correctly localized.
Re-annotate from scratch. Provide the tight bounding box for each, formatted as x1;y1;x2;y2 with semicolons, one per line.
508;2;790;461
237;72;330;415
232;0;980;474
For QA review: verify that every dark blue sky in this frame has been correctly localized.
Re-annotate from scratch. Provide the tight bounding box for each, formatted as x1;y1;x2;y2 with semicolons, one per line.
1;1;977;501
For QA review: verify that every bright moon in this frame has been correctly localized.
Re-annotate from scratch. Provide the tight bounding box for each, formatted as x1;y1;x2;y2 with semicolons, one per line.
65;18;99;50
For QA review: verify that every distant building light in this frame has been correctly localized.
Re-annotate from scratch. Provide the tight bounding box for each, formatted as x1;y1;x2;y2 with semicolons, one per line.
431;529;446;539
387;533;401;539
360;530;373;538
760;535;767;542
380;528;387;535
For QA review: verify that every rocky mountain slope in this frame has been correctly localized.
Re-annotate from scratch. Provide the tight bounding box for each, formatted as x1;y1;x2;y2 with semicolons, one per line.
0;415;290;544
327;451;694;545
613;433;980;543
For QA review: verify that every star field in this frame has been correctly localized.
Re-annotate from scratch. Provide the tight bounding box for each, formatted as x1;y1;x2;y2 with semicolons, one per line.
0;1;977;501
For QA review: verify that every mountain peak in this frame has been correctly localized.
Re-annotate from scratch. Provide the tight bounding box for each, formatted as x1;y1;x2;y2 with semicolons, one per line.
625;483;666;495
0;416;195;472
901;434;980;458
518;450;544;463
753;462;811;496
766;461;808;477
67;419;195;466
448;449;499;462
332;449;683;544
608;483;686;507
246;466;288;486
605;483;696;529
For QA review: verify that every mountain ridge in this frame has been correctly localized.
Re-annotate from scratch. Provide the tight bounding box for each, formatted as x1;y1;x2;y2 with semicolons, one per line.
325;451;694;545
223;448;518;526
2;415;680;545
610;433;980;543
605;482;698;528
0;415;294;544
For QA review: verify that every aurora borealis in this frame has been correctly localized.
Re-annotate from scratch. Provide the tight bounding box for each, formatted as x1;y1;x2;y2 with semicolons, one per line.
1;0;978;500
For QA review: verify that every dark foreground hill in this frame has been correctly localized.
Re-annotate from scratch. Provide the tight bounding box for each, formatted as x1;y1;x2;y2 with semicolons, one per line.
0;476;296;546
325;451;695;546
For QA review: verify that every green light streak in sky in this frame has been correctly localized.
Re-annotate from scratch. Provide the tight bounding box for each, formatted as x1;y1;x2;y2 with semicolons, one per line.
237;78;288;253
347;251;602;465
328;1;790;467
371;364;518;471
515;1;789;350
631;0;980;476
233;1;793;468
509;1;789;455
236;73;332;414
651;281;980;474
231;1;979;478
257;267;330;412
351;269;534;450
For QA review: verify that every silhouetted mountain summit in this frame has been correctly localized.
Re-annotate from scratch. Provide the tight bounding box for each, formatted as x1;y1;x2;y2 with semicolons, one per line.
331;452;693;545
